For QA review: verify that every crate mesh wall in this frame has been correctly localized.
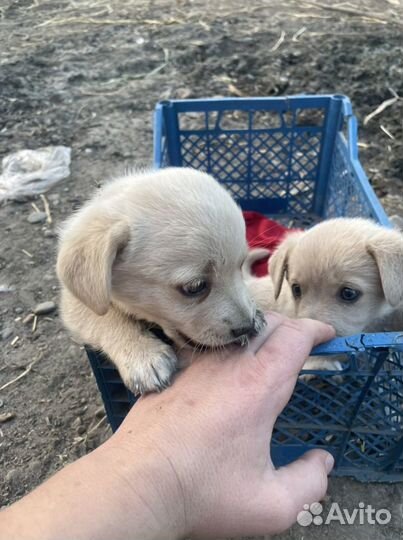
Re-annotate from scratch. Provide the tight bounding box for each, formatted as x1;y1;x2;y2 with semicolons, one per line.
88;346;403;481
323;135;378;221
174;109;325;218
274;348;403;476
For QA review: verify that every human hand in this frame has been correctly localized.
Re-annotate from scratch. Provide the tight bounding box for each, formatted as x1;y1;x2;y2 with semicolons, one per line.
1;313;335;540
105;312;336;539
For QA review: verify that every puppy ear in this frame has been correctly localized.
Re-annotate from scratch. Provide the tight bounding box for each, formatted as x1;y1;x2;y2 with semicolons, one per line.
367;229;403;307
269;232;303;299
57;217;130;315
242;248;270;278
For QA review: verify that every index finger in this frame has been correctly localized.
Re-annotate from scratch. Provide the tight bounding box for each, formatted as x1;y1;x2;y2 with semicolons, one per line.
257;317;335;373
250;318;335;415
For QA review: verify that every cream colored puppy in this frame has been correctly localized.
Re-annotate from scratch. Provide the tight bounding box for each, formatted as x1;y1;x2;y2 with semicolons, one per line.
246;217;403;370
57;168;265;394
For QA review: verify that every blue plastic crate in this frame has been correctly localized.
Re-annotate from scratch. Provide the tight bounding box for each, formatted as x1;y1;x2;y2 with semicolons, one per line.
87;95;403;482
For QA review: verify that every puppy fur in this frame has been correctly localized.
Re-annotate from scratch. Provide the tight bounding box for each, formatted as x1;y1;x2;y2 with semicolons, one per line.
57;168;265;394
246;217;403;371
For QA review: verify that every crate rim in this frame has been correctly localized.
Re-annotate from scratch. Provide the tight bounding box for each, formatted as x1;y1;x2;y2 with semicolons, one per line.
312;331;403;355
154;93;351;108
153;94;390;228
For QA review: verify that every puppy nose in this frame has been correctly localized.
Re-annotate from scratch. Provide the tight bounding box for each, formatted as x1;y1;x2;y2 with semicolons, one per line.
231;324;255;339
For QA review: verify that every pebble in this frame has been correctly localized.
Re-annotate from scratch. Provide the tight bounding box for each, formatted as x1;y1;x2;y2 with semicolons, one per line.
95;406;105;419
1;327;13;340
27;211;47;224
33;301;57;315
44;229;56;238
14;307;23;314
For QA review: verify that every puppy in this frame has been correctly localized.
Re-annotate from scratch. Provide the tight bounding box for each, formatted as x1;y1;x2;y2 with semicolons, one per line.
57;168;265;394
246;217;403;371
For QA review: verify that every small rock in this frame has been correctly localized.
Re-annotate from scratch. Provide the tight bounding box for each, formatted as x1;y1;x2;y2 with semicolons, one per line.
1;327;13;340
95;406;105;419
14;307;23;314
27;211;47;224
33;301;56;315
44;229;56;238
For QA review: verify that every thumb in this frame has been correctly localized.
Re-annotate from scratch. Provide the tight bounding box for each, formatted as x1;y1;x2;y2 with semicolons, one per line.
266;450;334;532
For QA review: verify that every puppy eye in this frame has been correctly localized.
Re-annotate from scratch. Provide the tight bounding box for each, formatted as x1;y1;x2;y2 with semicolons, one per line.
339;287;361;303
291;283;302;299
180;279;208;297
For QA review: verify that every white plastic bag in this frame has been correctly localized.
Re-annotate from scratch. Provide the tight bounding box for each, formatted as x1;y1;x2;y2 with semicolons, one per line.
0;146;71;202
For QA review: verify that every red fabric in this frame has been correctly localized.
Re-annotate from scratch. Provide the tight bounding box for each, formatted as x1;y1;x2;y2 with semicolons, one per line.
243;211;296;277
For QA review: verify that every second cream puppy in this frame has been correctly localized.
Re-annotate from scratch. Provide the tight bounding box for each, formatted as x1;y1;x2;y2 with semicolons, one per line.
247;217;403;337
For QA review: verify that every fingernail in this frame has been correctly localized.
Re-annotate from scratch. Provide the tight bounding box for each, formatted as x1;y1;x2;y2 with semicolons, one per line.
325;453;335;473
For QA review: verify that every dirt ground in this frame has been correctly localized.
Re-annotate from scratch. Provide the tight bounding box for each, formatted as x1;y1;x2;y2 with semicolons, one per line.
1;0;403;538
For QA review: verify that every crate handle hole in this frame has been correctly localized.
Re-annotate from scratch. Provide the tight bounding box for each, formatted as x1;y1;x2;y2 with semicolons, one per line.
296;108;325;127
178;111;207;131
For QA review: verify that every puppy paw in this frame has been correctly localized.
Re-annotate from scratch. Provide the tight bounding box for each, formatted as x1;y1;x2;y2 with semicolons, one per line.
299;357;344;382
118;340;178;395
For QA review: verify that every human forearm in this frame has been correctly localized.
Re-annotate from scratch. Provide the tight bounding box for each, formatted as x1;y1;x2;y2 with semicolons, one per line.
0;441;184;540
